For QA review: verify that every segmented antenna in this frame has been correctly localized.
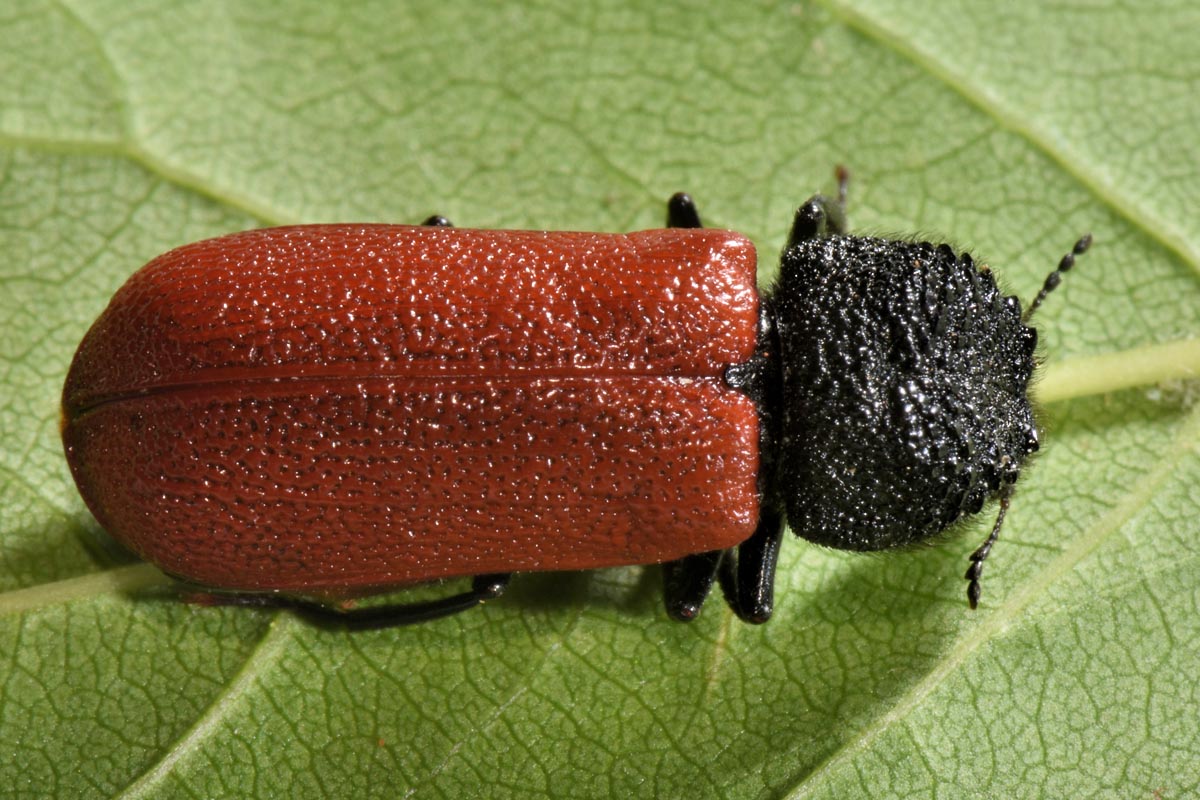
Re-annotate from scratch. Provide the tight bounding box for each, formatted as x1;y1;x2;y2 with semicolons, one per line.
967;232;1094;609
1024;234;1093;321
965;486;1012;610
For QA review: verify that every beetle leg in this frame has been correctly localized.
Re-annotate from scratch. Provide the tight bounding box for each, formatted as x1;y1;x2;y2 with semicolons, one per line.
421;214;453;227
195;573;512;629
662;550;724;621
717;507;785;624
786;195;846;246
785;166;850;247
666;192;703;228
312;573;512;629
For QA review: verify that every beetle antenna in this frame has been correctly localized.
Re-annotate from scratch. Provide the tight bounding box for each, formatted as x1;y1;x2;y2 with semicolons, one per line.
1023;233;1092;321
964;485;1014;609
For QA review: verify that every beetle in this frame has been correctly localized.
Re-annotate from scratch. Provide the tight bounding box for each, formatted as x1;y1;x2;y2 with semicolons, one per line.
61;170;1089;626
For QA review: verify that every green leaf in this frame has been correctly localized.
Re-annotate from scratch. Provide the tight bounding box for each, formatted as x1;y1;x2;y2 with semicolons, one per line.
2;1;1197;798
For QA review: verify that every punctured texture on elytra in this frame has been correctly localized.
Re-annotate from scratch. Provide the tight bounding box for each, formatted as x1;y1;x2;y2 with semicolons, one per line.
62;225;761;595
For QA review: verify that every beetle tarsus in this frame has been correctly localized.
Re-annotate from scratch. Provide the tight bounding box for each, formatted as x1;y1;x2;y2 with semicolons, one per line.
472;572;512;600
786;168;850;248
662;550;723;621
786;194;847;247
667;192;703;228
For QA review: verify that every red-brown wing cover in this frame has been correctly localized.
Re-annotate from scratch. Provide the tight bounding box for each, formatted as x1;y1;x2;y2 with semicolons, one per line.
63;225;761;594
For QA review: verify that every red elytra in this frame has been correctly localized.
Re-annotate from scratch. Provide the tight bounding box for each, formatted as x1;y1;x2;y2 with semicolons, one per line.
62;224;761;597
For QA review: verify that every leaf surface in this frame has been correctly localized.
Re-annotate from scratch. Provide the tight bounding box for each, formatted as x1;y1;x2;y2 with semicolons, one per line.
1;1;1197;798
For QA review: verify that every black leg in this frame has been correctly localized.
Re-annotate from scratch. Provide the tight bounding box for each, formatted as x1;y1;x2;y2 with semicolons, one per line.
422;214;453;227
185;573;512;630
786;195;846;246
717;507;785;624
785;166;850;247
667;192;703;228
301;573;511;629
662;550;724;621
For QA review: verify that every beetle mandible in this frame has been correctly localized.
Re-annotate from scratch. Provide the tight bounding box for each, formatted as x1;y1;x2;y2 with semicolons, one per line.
61;169;1089;626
